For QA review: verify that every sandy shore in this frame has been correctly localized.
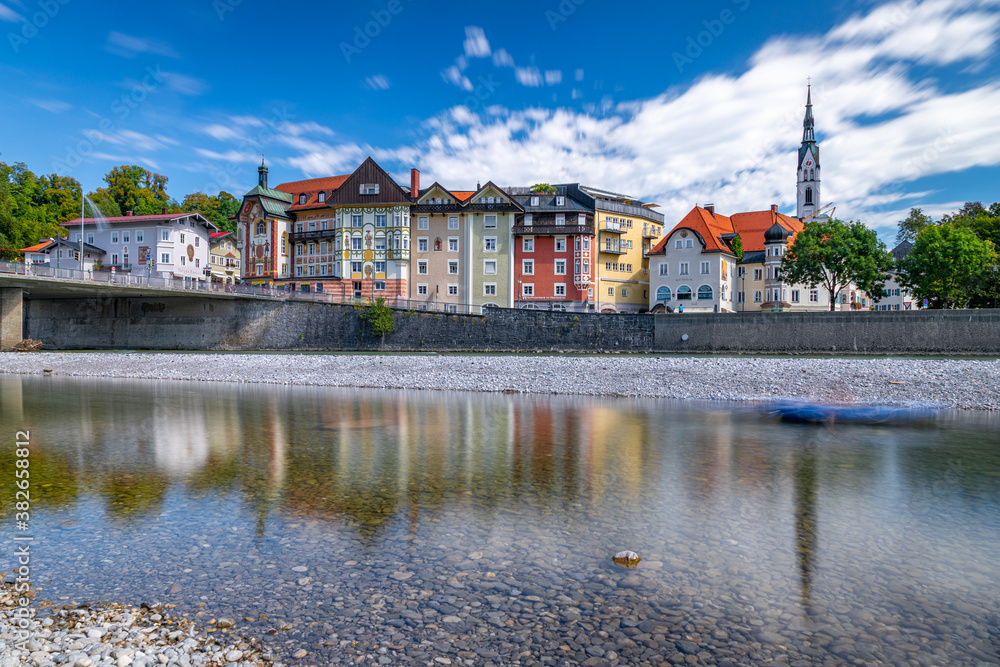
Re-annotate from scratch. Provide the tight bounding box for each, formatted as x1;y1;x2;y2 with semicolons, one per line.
2;352;999;410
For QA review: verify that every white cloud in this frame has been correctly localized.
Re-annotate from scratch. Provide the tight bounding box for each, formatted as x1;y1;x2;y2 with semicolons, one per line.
28;98;71;113
463;26;491;58
84;129;172;153
90;153;161;170
195;148;260;162
493;49;515;67
105;32;180;58
0;3;24;22
442;65;473;91
202;124;242;142
515;67;543;87
575;69;585;82
545;70;563;86
160;72;208;96
365;74;391;90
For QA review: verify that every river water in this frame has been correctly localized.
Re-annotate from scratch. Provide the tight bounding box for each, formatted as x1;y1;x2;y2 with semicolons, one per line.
2;375;998;666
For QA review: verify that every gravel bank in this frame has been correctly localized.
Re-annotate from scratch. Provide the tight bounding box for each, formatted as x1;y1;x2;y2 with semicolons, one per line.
2;352;999;410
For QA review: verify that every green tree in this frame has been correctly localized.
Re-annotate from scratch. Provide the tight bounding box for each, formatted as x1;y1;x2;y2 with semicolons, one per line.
103;165;170;215
729;233;744;261
530;183;556;194
895;207;933;244
360;297;395;337
181;191;238;232
85;188;123;218
780;219;894;311
0;162;76;257
897;225;996;308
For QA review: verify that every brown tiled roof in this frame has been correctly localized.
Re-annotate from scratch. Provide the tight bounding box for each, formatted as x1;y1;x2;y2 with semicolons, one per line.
651;206;804;255
276;175;351;211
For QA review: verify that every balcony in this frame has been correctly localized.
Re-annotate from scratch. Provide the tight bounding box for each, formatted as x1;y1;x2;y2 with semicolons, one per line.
388;249;410;260
602;220;625;234
513;223;594;236
411;203;463;214
290;229;338;242
643;223;660;239
601;245;627;255
595;199;665;224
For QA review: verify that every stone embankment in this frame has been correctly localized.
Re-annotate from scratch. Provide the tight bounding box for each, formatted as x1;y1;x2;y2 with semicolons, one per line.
1;352;998;410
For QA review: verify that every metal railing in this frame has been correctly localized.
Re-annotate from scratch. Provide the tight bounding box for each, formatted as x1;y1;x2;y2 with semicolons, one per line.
595;199;665;223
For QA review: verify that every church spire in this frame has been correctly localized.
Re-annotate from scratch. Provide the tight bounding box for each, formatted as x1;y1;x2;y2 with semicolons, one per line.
796;82;821;219
802;83;815;144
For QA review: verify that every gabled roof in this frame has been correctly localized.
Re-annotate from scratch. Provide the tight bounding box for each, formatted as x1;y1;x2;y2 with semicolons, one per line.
328;157;412;206
891;240;914;262
244;184;294;202
649;206;735;255
62;212;218;230
21;239;56;253
729;210;803;252
48;239;106;254
416;182;462;204
465;181;524;211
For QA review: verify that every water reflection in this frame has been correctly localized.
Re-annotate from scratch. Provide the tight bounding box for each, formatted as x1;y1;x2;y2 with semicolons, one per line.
2;375;999;665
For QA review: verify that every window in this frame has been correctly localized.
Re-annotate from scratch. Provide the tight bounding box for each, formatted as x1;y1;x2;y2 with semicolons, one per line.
111;232;119;243
484;283;497;296
679;262;689;276
810;289;819;303
375;261;386;273
522;283;534;296
256;264;263;276
530;196;539;206
195;258;199;268
352;214;363;228
318;192;326;203
281;235;287;254
555;283;566;296
555;214;565;226
484;260;497;275
86;233;95;244
578;214;586;226
583;237;590;250
677;286;693;300
627;264;633;272
448;237;459;252
161;253;170;264
123;231;131;243
737;266;745;278
351;237;363;251
619;288;627;297
308;243;315;255
418;260;428;275
299;194;307;205
698;285;713;301
659;263;668;276
555;260;566;275
556;196;565;206
296;223;304;233
754;268;763;281
523;237;534;252
180;233;186;244
522;260;534;275
376;214;387;228
448;260;459;275
575;260;581;274
447;284;458;296
524;214;533;226
700;261;710;275
418;216;429;230
484;237;497;252
360;183;379;195
754;290;763;303
675;239;683;249
791;290;800;303
112;253;119;265
417;284;428;295
583;260;589;273
375;237;386;251
256;222;265;236
607;287;614;297
448;216;459;230
555;237;566;252
656;286;671;302
418;237;428;252
484;215;497;229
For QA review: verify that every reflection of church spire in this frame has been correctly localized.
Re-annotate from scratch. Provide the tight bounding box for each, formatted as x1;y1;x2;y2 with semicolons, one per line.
793;445;818;611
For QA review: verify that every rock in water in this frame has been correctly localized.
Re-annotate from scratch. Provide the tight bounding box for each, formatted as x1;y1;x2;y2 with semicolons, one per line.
613;551;641;568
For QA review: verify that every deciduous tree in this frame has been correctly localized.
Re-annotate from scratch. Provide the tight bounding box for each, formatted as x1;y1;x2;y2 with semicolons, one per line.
780;219;894;311
896;225;996;309
895;208;933;244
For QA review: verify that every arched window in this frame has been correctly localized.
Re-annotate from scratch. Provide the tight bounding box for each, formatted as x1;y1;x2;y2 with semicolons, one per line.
805;187;813;205
255;221;265;236
656;286;672;302
698;285;714;300
676;286;693;300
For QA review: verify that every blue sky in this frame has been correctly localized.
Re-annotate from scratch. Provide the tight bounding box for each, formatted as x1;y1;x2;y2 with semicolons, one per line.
2;0;999;243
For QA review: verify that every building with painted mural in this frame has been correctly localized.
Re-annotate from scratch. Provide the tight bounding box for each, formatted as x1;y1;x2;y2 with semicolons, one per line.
237;158;412;299
208;231;241;284
584;185;665;313
510;185;597;312
410;178;522;312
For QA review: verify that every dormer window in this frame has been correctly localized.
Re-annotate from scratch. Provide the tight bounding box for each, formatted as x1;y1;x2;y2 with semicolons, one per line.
299;194;307;205
530;196;539;206
318;192;326;203
556;196;565;206
360;183;379;195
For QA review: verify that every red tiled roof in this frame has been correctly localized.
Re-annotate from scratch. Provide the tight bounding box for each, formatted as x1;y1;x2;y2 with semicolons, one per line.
452;191;474;202
20;240;55;253
651;206;804;256
275;175;351;211
209;231;231;239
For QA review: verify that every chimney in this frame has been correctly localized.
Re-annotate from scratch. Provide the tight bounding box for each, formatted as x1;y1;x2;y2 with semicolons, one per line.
704;203;715;215
125;211;134;216
410;168;420;199
771;204;778;214
161;208;168;215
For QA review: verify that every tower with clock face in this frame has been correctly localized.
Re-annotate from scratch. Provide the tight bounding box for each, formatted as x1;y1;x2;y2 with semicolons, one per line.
797;84;821;219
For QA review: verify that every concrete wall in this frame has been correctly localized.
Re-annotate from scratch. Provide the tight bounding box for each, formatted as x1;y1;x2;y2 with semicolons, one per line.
654;310;1000;354
24;296;654;352
1;288;23;350
21;295;1000;354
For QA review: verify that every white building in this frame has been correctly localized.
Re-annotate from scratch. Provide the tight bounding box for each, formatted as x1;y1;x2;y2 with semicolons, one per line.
62;211;217;282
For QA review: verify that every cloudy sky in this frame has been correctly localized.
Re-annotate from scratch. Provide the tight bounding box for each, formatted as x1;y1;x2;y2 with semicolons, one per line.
1;0;998;242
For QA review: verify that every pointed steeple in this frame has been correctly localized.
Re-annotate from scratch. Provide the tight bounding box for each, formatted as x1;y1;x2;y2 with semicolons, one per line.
802;84;815;144
258;156;269;189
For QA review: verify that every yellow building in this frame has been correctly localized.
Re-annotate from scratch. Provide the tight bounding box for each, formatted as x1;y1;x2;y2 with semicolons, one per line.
582;186;665;313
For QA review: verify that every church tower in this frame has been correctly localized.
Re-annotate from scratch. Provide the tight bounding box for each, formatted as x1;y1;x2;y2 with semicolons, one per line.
796;85;820;219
